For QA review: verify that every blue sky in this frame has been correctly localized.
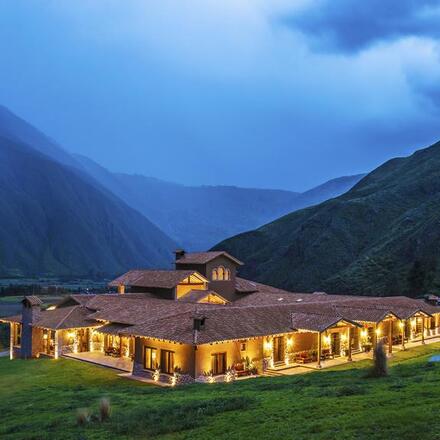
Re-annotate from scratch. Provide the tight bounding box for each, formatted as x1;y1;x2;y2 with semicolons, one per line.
0;1;439;191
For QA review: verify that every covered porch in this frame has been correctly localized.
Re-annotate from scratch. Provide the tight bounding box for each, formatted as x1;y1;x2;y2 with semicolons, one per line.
64;350;133;371
60;323;134;371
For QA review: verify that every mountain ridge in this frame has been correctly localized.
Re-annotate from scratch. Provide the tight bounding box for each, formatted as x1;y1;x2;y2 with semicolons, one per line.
0;129;177;278
75;153;364;250
214;140;440;297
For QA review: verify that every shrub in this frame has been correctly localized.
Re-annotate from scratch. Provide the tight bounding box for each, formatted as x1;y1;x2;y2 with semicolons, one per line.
99;397;111;422
368;341;388;378
76;408;90;426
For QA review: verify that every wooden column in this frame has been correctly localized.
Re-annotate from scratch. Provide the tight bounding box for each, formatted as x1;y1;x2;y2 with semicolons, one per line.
317;332;322;369
421;317;425;345
401;320;406;350
9;323;14;360
388;319;393;354
347;327;352;361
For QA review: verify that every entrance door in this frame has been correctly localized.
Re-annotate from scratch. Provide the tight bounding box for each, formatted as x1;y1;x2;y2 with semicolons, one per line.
331;333;341;356
351;328;360;351
42;330;55;356
273;336;285;363
77;329;89;353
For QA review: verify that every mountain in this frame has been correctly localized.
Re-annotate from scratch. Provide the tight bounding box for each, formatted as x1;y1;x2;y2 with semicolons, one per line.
214;140;440;297
0;137;176;278
75;154;364;250
0;105;81;169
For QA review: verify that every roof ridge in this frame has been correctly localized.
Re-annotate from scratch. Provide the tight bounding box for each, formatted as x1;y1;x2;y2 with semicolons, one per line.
55;305;80;329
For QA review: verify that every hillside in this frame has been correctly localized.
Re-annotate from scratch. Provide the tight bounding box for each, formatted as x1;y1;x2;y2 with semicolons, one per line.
75;154;364;250
215;140;440;297
0;138;176;278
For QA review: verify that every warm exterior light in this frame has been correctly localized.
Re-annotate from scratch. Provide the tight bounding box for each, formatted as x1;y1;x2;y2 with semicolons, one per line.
153;368;160;382
43;334;48;340
286;337;293;347
170;373;179;387
399;321;404;328
341;333;347;342
375;328;381;336
224;370;235;383
264;339;273;351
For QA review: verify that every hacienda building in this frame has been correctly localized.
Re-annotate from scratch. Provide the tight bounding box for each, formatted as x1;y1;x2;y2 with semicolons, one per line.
2;250;440;385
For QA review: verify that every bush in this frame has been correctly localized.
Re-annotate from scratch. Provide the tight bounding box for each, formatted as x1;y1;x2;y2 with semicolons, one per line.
76;408;90;426
368;341;388;378
99;397;111;422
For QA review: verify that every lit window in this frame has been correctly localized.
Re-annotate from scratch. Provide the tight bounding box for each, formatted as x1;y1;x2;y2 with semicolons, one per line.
160;349;175;375
144;347;158;370
211;352;227;375
217;266;225;280
212;269;218;280
225;268;231;281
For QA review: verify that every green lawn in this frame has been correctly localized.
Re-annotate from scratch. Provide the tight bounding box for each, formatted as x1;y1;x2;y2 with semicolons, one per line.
1;344;440;440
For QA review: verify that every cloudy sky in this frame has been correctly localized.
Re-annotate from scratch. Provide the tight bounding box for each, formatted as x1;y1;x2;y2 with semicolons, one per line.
1;1;439;191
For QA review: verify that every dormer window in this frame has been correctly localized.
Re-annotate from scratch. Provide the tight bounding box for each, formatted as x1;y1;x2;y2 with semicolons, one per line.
212;266;231;281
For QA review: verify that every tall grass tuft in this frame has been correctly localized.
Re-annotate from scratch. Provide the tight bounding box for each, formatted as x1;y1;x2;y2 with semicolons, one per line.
99;397;111;422
368;341;388;378
76;408;90;426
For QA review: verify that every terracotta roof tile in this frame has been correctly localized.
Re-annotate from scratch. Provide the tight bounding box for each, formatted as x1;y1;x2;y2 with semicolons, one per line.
291;312;361;332
95;323;132;335
23;296;43;306
33;306;99;330
0;314;21;324
108;270;203;288
176;251;243;265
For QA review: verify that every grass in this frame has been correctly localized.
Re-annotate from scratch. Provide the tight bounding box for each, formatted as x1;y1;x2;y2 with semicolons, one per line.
1;344;440;440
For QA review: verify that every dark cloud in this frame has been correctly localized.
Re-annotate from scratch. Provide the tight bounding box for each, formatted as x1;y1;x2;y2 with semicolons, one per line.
285;0;440;53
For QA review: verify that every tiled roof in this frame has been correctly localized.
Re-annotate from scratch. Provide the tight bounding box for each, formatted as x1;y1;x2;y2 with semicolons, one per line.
235;278;259;293
176;251;243;266
95;323;132;335
23;296;43;306
86;295;215;325
33;306;99;330
0;314;21;324
108;270;202;288
291;312;361;332
2;279;440;345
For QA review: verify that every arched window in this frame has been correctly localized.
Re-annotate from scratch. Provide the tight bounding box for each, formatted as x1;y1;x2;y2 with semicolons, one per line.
225;268;231;281
212;269;218;281
217;266;225;280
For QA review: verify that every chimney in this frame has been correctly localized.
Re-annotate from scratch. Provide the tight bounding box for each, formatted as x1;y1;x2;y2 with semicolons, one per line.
193;316;206;331
174;249;186;261
21;296;42;359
